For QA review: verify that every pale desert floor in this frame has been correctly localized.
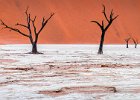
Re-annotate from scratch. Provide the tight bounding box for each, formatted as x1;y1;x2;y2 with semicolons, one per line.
0;44;140;100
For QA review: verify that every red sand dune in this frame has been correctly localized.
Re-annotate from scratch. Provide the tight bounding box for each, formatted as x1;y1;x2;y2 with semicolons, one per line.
0;0;140;44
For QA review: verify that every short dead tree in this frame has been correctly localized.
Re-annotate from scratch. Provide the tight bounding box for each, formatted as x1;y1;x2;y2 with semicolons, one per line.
132;38;138;48
125;38;131;48
0;7;54;54
91;5;118;54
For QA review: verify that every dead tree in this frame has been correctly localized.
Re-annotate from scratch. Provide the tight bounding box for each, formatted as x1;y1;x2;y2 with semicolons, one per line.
132;38;138;48
91;5;118;54
125;38;131;48
0;7;54;54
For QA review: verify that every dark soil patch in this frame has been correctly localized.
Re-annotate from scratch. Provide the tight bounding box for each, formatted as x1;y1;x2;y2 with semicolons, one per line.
39;86;117;96
100;64;130;68
4;67;34;71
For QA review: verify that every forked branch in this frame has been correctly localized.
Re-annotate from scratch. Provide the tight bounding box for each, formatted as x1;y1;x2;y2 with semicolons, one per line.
102;5;109;22
125;37;131;42
31;16;37;35
132;38;138;44
38;13;55;34
91;5;118;31
0;20;29;37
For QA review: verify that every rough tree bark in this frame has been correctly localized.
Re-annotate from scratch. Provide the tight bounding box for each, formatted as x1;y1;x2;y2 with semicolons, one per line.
125;38;131;48
132;38;138;48
91;5;118;54
0;7;54;54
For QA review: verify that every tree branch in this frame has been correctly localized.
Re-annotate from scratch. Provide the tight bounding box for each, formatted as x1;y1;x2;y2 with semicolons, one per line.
31;16;37;35
16;23;28;28
25;7;30;24
125;37;131;42
91;21;103;29
102;20;104;29
102;5;109;23
112;15;119;21
104;22;112;31
132;38;139;44
0;20;29;38
37;13;55;35
110;9;114;20
24;7;33;43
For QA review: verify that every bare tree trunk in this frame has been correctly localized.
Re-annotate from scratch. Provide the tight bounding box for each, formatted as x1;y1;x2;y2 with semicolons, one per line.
126;41;129;48
98;31;105;54
31;34;39;54
125;38;131;48
135;44;137;48
32;43;38;54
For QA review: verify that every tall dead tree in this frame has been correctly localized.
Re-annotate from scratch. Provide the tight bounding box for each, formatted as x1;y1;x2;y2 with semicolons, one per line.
132;38;138;48
125;38;131;48
91;5;118;54
0;7;54;54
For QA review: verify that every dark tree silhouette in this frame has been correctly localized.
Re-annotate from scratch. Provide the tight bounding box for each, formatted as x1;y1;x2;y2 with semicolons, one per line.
0;7;54;54
132;38;138;48
91;5;118;54
125;38;131;48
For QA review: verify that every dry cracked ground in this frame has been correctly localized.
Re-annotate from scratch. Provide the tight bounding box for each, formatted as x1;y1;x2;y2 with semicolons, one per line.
0;45;140;100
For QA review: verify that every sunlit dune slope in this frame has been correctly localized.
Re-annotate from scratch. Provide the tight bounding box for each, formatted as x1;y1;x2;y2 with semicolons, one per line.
0;0;140;44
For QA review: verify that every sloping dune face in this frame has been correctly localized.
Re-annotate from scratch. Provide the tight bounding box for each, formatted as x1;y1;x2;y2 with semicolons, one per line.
0;0;140;44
